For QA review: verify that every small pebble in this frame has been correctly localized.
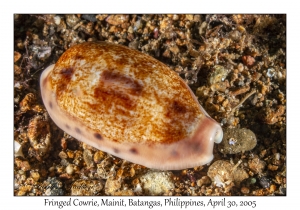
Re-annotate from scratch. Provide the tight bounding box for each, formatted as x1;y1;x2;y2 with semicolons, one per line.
60;158;69;166
130;167;135;177
207;160;248;187
59;173;72;179
248;157;266;174
82;14;97;22
132;182;142;194
106;15;129;26
266;68;276;78
247;177;257;185
186;15;194;21
15;158;31;171
58;151;68;159
218;128;257;154
71;179;103;196
279;187;286;195
14;141;24;158
237;63;244;72
196;176;211;187
275;175;283;184
258;105;285;124
14;51;21;62
67;150;75;159
27;115;51;159
30;171;40;181
269;184;276;193
19;93;36;112
127;26;134;34
37;46;51;61
259;176;271;188
105;177;122;195
210;81;229;92
83;149;94;168
53;16;61;25
14;64;22;75
268;164;279;171
209;65;228;85
93;151;106;163
19;185;33;195
66;164;74;175
113;189;135;196
241;186;250;194
139;171;174;195
242;55;255;66
43;177;64;196
17;190;27;196
65;14;80;27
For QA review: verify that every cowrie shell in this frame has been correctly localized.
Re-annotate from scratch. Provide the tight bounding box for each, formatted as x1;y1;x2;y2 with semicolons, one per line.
40;41;223;170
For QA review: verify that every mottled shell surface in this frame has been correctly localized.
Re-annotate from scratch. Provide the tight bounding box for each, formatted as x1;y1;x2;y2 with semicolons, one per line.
40;41;223;170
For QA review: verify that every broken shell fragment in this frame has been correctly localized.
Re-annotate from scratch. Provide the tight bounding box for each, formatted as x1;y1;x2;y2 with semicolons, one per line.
40;41;223;170
27;115;51;159
14;141;24;158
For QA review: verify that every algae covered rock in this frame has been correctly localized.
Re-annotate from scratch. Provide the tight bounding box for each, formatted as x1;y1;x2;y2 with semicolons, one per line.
218;128;257;154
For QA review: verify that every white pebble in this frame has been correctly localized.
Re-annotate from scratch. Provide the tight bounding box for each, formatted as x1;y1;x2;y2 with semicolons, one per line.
267;68;276;78
66;164;74;175
14;141;24;157
275;153;280;160
54;16;61;25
